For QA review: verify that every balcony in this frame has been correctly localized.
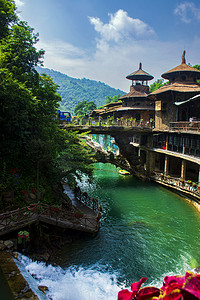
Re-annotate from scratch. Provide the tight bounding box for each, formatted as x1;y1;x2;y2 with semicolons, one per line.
151;172;200;200
170;121;200;133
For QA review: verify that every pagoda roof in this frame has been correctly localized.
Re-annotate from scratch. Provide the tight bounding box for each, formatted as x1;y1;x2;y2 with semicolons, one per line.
119;89;149;100
99;104;122;115
126;63;154;81
162;51;200;80
149;82;200;97
104;102;122;108
116;107;154;112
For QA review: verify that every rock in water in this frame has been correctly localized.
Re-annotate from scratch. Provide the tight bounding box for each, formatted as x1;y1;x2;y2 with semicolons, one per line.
38;285;49;294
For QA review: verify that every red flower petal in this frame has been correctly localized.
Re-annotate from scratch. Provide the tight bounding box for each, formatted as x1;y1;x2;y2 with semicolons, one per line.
182;273;200;299
137;286;161;300
118;289;132;300
161;275;185;292
131;277;147;298
161;289;183;300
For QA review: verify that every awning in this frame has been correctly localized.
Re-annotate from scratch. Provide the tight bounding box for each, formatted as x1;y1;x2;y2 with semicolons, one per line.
174;94;200;106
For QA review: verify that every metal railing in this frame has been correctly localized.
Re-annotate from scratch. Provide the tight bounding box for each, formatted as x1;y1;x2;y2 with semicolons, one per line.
74;186;100;213
152;172;200;197
0;202;100;234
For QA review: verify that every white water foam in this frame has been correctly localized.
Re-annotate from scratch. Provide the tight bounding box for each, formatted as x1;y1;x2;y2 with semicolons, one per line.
15;250;197;300
16;254;122;300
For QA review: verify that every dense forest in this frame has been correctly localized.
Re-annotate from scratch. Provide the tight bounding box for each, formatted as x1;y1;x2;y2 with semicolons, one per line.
0;0;94;210
36;66;125;113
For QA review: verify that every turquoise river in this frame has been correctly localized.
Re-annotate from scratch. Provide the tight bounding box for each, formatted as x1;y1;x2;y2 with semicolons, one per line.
7;163;200;299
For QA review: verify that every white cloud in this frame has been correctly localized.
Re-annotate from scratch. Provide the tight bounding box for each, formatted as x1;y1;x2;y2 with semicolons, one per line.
36;10;200;92
88;9;155;52
37;36;199;92
174;2;200;23
15;0;25;7
36;39;88;74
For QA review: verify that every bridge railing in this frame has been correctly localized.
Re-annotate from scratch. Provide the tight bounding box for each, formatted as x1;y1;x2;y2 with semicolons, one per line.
0;202;100;233
0;204;38;228
38;203;100;232
151;172;200;197
74;186;101;213
63;117;154;129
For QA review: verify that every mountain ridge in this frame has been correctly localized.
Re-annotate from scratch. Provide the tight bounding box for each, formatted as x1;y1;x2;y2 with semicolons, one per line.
36;66;125;113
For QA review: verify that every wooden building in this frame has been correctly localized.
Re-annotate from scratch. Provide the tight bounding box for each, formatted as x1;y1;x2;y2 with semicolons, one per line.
149;51;200;130
117;63;154;122
129;52;200;195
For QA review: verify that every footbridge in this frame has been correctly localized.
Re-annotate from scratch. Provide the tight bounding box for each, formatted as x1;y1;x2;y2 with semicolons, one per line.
0;188;101;237
62;124;153;136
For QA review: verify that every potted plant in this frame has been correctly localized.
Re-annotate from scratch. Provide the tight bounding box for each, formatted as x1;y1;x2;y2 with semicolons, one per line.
74;210;84;218
180;178;184;186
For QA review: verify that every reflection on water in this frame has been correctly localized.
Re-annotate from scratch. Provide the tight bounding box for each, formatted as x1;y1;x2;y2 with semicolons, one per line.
14;163;200;299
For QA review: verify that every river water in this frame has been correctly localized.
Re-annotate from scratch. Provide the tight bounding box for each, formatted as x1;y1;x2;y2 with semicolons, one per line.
13;163;200;299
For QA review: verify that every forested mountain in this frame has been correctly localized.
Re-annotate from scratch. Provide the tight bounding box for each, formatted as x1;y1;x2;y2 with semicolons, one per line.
36;66;125;113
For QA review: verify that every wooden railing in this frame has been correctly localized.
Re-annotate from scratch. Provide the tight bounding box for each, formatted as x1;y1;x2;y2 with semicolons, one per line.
170;121;200;132
151;172;200;197
38;203;100;232
0;204;38;228
0;202;100;235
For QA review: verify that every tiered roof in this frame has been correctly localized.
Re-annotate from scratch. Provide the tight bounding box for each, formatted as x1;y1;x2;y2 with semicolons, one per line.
162;51;200;80
126;63;154;81
150;51;200;96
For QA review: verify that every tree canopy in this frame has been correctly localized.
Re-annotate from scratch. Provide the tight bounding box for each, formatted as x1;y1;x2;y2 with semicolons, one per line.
37;66;125;113
105;94;121;105
0;0;94;209
149;79;165;93
74;100;96;116
193;65;200;71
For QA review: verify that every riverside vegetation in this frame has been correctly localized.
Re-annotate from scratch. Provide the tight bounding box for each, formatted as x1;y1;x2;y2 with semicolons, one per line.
1;2;200;300
0;0;95;212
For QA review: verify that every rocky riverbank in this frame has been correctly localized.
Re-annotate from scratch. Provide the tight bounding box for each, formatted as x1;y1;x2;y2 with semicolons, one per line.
0;251;39;299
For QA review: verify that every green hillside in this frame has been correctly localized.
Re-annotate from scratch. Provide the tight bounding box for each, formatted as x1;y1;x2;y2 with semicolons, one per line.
36;66;125;113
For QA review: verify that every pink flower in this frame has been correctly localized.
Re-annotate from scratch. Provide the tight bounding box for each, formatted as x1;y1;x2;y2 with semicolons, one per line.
118;277;147;300
118;272;200;300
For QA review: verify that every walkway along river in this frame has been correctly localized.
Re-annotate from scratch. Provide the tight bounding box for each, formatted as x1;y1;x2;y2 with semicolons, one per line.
10;163;200;299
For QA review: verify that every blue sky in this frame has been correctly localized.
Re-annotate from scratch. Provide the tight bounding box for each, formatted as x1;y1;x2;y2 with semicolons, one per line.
15;0;200;91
